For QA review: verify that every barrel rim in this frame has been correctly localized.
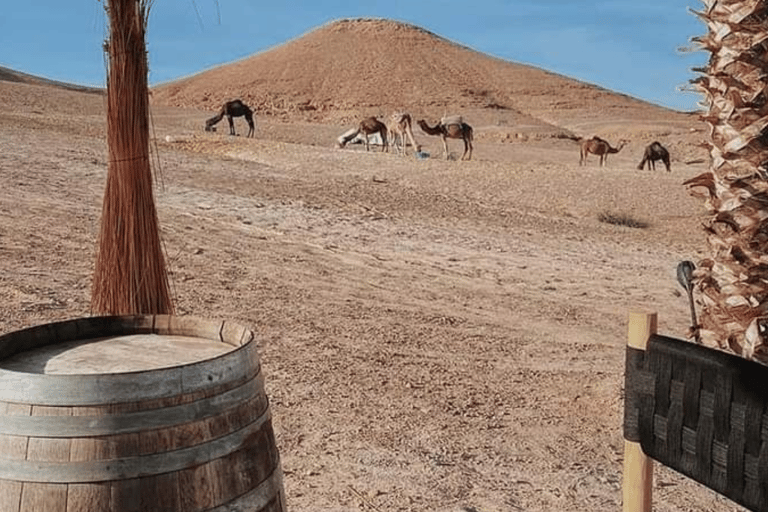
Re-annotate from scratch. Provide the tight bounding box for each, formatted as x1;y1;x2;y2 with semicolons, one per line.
0;315;261;405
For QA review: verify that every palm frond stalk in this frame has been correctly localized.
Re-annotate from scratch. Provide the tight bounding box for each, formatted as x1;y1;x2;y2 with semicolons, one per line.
91;0;174;315
685;0;768;361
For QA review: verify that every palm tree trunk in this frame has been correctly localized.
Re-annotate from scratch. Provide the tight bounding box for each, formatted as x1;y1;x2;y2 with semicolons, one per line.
685;0;768;361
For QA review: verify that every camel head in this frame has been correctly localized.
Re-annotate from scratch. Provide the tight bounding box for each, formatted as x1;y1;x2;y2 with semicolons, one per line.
417;119;442;136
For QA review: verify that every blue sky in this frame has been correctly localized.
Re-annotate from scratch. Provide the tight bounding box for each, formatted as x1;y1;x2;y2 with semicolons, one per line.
0;0;707;112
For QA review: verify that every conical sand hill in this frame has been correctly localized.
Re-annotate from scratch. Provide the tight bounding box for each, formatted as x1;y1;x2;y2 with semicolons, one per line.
151;18;689;128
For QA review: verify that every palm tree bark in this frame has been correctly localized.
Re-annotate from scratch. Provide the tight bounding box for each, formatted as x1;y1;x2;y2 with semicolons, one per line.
685;0;768;361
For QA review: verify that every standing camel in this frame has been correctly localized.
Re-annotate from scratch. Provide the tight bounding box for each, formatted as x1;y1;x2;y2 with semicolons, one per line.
338;117;389;152
388;112;421;155
205;99;255;137
638;141;671;172
417;116;473;160
579;136;627;166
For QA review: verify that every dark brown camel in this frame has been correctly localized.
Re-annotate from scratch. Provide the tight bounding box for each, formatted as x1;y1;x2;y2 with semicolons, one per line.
205;99;255;137
638;141;671;172
579;136;627;166
417;117;473;160
338;117;389;152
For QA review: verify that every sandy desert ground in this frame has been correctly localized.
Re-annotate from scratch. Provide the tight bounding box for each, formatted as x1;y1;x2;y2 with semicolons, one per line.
0;14;754;509
0;75;751;512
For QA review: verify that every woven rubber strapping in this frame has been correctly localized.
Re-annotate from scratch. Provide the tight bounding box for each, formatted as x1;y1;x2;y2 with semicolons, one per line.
624;334;768;511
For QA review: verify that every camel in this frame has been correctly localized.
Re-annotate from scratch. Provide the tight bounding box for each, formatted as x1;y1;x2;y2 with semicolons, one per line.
338;117;388;152
579;136;627;166
638;141;671;172
205;99;255;137
387;112;421;155
417;116;473;161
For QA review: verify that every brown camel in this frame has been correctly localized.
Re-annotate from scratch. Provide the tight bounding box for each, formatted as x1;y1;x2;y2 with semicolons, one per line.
338;117;388;152
579;136;627;166
417;117;473;160
638;141;671;172
387;112;421;155
205;99;255;137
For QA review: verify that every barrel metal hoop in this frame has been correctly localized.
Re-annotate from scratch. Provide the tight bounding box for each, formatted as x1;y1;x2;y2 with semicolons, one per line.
0;411;273;483
0;372;265;437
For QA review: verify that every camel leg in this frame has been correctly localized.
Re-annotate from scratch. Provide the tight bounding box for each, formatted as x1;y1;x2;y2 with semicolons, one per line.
227;116;236;136
405;130;411;155
463;136;473;161
392;129;400;154
405;126;419;156
381;130;388;152
364;133;370;152
442;136;449;160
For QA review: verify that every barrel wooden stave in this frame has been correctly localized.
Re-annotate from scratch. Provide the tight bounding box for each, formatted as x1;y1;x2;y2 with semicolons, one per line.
0;315;284;512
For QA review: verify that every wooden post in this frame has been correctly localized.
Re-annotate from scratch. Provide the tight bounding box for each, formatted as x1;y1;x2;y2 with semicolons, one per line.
623;311;656;512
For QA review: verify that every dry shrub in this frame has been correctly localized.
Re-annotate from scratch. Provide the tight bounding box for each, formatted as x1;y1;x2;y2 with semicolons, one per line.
597;211;649;229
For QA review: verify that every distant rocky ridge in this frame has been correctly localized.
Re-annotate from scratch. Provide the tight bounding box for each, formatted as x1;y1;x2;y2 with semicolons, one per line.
2;18;697;135
0;66;103;95
149;18;692;128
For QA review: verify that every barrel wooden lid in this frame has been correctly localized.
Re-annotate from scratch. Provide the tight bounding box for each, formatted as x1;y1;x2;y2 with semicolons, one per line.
0;334;236;375
0;315;260;405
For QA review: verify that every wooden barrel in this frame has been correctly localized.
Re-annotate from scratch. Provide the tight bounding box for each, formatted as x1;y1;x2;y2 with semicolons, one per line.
0;315;286;512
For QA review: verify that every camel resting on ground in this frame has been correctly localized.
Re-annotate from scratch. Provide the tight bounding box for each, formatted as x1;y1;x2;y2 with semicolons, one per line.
388;113;421;155
579;136;627;166
338;117;389;152
417;116;473;160
638;141;671;172
205;99;255;137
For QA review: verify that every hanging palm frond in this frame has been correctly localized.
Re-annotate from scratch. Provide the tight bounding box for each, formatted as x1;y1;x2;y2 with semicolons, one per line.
685;0;768;361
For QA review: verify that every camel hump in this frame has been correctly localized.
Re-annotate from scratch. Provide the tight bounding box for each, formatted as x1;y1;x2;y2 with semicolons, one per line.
441;115;463;127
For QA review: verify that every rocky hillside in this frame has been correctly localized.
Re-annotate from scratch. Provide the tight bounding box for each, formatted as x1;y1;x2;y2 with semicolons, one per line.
0;65;102;95
150;18;695;132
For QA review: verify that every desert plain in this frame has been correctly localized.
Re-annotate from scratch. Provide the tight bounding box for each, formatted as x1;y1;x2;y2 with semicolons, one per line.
0;18;746;512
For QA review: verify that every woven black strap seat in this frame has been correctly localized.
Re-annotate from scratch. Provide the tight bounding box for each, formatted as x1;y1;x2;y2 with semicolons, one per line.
624;332;768;511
